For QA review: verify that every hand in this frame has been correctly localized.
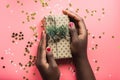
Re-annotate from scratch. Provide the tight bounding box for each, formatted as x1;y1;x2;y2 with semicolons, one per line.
63;10;88;59
63;10;96;80
36;31;60;80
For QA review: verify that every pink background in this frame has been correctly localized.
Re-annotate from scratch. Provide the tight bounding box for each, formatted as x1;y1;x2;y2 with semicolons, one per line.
0;0;120;80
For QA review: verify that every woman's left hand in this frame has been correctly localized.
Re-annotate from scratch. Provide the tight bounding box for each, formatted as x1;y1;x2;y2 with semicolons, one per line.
36;31;60;80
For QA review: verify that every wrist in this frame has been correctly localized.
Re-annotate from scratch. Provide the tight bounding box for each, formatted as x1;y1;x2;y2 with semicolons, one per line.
72;50;87;59
72;51;88;64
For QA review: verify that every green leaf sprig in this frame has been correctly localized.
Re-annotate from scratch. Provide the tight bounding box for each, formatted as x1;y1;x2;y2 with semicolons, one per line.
46;25;68;42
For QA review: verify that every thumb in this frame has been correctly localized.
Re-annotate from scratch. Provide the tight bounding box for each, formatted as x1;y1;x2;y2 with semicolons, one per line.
46;47;58;67
69;22;78;42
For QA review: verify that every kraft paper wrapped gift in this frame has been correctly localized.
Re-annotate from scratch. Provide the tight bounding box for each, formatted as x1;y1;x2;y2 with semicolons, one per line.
43;15;72;59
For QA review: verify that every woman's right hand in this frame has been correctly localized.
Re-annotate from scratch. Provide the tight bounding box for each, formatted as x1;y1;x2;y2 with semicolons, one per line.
63;10;88;59
63;10;96;80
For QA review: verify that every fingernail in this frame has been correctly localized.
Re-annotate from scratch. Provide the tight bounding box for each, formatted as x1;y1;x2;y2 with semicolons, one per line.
42;30;45;34
69;22;74;28
46;47;51;52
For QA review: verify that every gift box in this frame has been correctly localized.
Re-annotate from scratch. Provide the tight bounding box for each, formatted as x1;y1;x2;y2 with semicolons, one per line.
43;15;72;59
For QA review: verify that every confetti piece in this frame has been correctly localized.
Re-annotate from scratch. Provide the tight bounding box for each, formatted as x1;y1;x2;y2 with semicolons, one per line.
49;11;52;14
6;4;10;8
75;8;79;13
102;32;105;35
102;12;105;14
95;60;98;63
26;12;28;15
2;66;5;68
31;12;36;16
21;10;24;13
88;33;90;35
26;70;29;73
1;57;4;60
69;3;72;7
33;73;36;76
40;0;48;7
85;9;89;13
99;36;101;38
21;3;23;6
102;8;105;11
34;0;38;3
84;16;87;19
17;0;20;3
92;36;95;39
112;36;115;38
23;76;26;79
11;32;24;43
96;66;100;71
91;14;93;16
40;0;44;3
98;18;101;21
65;8;69;10
22;21;25;24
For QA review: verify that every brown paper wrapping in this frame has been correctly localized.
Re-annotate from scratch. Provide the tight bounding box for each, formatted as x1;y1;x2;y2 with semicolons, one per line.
44;15;72;59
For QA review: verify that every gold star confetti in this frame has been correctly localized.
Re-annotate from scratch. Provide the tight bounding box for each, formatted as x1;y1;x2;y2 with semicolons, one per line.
31;17;35;20
42;2;48;7
31;12;36;16
85;9;89;13
91;14;93;16
30;26;36;32
75;8;79;13
40;0;48;7
96;66;100;71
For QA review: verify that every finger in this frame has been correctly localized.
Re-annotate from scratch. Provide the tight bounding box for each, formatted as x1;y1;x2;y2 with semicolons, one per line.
63;9;81;22
63;10;87;36
78;19;87;38
46;47;58;67
68;22;79;42
37;30;46;64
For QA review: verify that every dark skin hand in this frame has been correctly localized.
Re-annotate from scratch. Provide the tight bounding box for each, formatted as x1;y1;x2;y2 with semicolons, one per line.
63;9;96;80
36;9;96;80
36;31;60;80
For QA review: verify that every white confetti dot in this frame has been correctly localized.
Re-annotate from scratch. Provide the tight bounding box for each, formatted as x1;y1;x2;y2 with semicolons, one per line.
108;74;112;77
15;70;18;73
10;10;14;13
